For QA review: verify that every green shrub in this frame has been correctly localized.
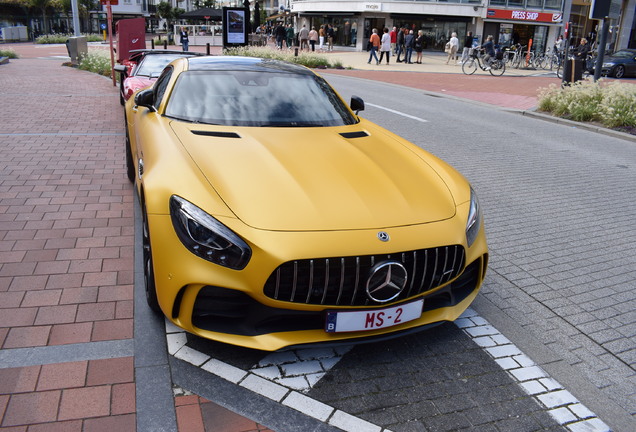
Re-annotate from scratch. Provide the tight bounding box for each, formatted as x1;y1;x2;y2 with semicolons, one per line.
599;82;636;128
0;48;19;58
538;80;636;130
77;51;112;77
36;34;104;44
223;46;343;69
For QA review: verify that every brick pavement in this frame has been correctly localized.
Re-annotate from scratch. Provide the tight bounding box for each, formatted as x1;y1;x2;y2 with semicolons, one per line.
0;48;267;432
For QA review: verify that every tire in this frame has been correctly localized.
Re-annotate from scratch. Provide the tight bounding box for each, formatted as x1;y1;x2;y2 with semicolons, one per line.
556;64;563;79
489;59;506;76
614;65;625;79
462;58;477;75
142;202;161;314
125;126;135;183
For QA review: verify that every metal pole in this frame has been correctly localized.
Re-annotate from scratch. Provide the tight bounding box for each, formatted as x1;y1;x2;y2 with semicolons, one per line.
70;0;81;36
107;1;116;87
593;18;610;82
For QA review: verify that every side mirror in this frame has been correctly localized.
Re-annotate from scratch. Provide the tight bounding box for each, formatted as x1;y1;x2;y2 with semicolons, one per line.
350;96;364;114
134;88;156;112
113;64;126;73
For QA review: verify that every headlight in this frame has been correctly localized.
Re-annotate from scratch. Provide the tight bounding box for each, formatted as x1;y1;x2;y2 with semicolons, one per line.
602;62;615;67
170;196;251;270
466;187;481;248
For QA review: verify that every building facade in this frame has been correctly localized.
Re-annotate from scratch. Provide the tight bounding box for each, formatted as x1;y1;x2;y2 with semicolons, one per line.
289;0;635;51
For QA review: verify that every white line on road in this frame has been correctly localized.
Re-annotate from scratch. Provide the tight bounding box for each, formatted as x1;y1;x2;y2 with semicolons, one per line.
366;102;429;123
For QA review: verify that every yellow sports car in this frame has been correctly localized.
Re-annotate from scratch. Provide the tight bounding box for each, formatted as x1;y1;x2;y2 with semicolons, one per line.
125;56;488;351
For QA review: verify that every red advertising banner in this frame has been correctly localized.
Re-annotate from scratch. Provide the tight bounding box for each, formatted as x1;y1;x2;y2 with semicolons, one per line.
100;0;119;5
487;9;563;24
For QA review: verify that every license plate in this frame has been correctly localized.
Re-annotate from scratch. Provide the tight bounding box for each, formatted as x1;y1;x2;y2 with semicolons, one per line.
325;300;423;333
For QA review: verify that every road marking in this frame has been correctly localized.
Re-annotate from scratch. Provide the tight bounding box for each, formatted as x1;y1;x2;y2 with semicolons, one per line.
456;308;610;432
366;102;429;123
166;310;610;432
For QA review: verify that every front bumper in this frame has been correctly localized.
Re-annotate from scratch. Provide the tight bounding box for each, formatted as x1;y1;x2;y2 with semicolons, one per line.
147;210;488;351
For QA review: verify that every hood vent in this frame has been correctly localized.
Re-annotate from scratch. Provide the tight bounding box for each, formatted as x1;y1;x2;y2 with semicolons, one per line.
192;130;241;139
340;131;369;139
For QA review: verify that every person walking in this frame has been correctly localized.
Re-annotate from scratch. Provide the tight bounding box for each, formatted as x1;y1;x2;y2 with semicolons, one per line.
298;24;309;51
390;27;397;54
318;25;326;51
286;24;294;49
459;31;473;65
309;26;318;52
396;27;406;62
274;23;285;49
179;27;189;52
379;28;391;65
414;30;425;64
367;28;380;65
404;29;415;64
446;32;459;64
327;24;335;51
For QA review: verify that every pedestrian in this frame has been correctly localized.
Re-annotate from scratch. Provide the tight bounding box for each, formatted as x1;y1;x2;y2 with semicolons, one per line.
275;23;285;49
396;27;406;62
367;28;380;65
298;24;309;51
446;32;459;64
179;27;189;52
414;30;424;64
459;31;473;65
286;24;294;49
319;25;326;51
309;26;318;52
327;24;335;51
405;29;415;64
379;28;391;65
390;27;397;54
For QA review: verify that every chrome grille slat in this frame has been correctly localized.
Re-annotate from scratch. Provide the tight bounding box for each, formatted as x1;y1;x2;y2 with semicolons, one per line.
264;245;465;307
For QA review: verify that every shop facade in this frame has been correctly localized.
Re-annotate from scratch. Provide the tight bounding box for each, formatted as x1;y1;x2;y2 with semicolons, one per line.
290;0;575;53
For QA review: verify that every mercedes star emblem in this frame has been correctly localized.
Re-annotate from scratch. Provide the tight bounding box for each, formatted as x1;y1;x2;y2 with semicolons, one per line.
366;261;408;303
377;231;390;242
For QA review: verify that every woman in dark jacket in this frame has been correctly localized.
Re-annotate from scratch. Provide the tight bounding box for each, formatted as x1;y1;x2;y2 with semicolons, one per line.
414;30;425;64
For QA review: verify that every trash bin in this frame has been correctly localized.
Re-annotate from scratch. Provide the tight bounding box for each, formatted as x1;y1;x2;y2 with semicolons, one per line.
562;58;583;84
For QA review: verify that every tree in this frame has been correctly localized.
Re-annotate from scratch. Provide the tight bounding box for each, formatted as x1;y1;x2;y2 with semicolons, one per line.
25;0;53;33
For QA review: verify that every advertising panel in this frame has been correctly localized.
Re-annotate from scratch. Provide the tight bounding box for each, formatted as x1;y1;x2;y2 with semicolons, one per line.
223;7;248;48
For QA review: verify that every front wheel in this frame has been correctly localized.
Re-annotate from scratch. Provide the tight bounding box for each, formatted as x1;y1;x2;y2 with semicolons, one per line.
489;59;506;76
614;65;625;79
556;64;563;79
125;126;135;183
462;58;477;75
142;202;161;314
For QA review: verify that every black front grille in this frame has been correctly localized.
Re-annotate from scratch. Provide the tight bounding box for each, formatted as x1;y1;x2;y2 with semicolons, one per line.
263;245;465;306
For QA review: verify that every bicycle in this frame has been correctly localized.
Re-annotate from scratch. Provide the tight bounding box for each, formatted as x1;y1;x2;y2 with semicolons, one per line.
462;48;505;76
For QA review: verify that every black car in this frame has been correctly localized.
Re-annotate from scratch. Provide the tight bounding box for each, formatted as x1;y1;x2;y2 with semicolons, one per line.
601;49;636;78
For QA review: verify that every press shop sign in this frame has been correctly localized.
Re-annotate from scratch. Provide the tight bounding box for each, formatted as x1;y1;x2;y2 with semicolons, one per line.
487;9;563;23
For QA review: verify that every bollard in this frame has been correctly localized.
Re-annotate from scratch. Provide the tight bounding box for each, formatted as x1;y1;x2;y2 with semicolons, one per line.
206;43;210;55
164;40;167;50
151;39;155;49
294;47;299;57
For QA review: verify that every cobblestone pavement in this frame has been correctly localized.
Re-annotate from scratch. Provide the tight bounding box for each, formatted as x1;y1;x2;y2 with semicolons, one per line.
1;41;635;432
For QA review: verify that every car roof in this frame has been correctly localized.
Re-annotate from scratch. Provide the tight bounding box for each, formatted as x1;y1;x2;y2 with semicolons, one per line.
185;56;314;75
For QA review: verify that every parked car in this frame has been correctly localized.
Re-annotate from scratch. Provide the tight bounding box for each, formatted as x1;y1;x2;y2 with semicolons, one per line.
124;56;488;351
114;49;201;105
601;49;636;78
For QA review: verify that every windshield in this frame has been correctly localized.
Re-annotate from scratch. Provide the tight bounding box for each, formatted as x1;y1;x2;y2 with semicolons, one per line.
164;70;358;127
611;50;635;59
135;54;187;77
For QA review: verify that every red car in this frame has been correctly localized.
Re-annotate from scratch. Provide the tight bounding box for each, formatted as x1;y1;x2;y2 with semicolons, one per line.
114;49;201;105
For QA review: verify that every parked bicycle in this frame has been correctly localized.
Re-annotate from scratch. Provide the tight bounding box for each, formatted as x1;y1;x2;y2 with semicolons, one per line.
462;48;505;76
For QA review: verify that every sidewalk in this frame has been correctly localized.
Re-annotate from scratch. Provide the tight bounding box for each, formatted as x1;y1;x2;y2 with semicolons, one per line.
0;44;270;432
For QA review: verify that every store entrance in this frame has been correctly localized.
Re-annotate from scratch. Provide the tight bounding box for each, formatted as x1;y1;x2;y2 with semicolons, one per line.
363;18;385;40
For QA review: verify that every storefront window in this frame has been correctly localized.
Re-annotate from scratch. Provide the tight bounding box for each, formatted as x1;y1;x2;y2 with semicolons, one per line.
544;0;563;10
395;19;469;51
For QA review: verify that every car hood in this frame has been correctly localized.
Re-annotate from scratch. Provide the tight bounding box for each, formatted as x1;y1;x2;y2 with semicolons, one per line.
170;121;457;231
